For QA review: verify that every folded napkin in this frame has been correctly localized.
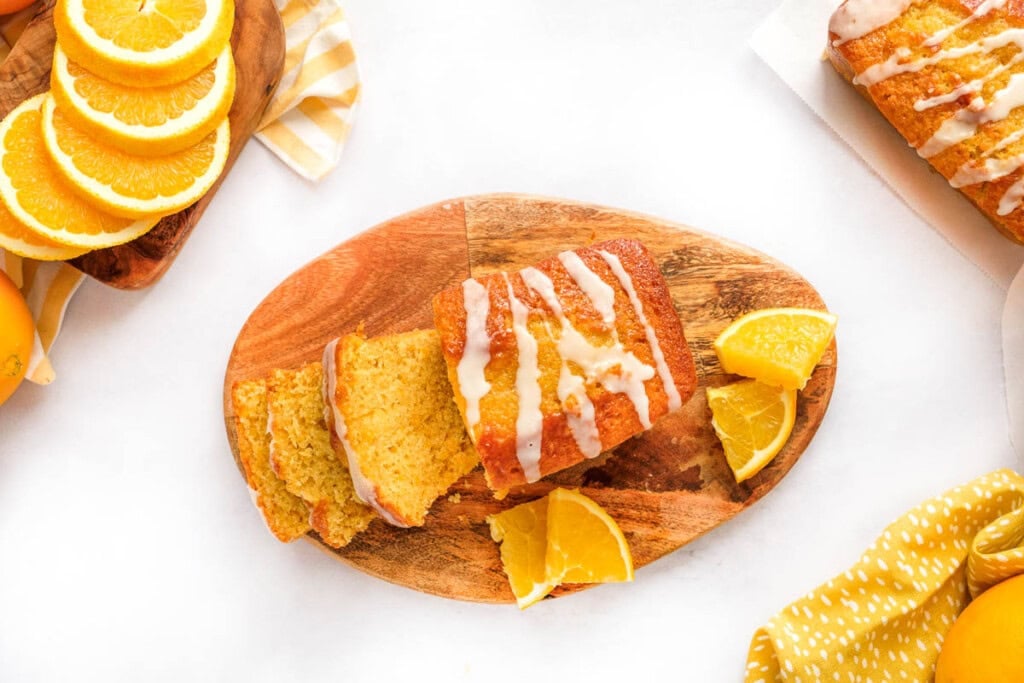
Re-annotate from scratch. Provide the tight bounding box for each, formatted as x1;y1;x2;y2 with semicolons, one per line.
746;469;1024;682
0;0;359;386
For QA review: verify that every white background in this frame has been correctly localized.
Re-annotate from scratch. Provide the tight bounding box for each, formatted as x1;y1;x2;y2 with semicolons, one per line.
0;1;1019;680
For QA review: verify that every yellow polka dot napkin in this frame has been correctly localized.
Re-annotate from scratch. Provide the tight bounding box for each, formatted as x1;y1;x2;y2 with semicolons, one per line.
746;469;1024;683
0;0;360;385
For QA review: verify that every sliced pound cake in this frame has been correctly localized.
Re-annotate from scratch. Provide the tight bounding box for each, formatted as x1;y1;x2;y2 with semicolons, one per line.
323;329;479;528
267;363;376;548
231;378;312;542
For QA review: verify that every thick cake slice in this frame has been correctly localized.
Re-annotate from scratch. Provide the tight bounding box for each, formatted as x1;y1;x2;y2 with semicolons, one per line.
231;378;312;542
432;238;698;490
267;363;376;548
828;0;1024;243
323;329;479;528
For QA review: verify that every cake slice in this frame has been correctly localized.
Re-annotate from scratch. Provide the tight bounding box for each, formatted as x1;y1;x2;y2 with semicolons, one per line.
267;363;376;548
323;329;479;527
231;378;312;542
432;238;698;490
828;0;1024;243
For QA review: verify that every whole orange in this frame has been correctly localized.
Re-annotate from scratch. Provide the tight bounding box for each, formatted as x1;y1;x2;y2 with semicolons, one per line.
935;573;1024;682
0;0;35;15
0;270;33;406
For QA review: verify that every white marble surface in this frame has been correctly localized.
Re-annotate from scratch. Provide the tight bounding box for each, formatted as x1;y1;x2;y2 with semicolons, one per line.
0;1;1017;680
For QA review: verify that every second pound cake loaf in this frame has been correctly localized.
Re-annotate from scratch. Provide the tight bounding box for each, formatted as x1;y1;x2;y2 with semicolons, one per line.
828;0;1024;243
432;238;697;490
322;329;479;528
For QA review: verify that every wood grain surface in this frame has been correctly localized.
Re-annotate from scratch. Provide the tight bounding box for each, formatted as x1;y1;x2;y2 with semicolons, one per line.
223;194;838;604
0;0;285;289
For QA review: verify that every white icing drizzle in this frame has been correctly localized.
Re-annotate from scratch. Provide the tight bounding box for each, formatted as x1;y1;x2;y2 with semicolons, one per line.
915;79;982;111
597;250;682;413
556;258;658;429
918;73;1024;158
999;175;1024;214
322;339;407;528
847;1;1024;214
504;274;544;483
923;0;1006;47
829;0;914;45
519;267;603;459
457;279;492;435
557;251;617;326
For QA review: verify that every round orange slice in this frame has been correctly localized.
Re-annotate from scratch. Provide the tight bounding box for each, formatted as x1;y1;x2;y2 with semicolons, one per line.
51;44;236;156
41;94;230;219
0;94;158;249
54;0;235;87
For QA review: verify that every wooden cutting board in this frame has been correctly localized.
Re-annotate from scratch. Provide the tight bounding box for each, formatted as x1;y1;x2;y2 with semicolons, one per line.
223;194;838;604
0;0;285;289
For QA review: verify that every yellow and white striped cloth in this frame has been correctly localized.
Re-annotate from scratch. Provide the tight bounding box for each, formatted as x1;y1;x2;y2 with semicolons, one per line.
0;0;360;386
257;0;360;181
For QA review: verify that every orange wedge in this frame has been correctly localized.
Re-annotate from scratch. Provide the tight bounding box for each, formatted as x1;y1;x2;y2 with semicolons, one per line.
545;488;634;585
54;0;235;87
487;498;555;609
706;379;796;483
0;198;88;261
713;307;837;391
51;44;236;156
0;94;158;249
41;94;230;219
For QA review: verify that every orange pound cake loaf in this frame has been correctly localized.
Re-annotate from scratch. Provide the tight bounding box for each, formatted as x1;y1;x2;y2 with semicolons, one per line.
432;238;697;490
230;378;312;542
322;329;479;528
828;0;1024;243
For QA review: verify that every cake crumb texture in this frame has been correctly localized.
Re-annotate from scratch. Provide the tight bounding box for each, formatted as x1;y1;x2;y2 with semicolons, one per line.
231;379;312;543
334;329;479;527
267;363;375;548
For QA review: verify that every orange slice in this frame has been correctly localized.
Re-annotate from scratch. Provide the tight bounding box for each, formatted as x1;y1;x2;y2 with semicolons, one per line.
545;488;634;585
706;379;796;483
0;94;158;249
41;94;230;219
713;307;837;391
51;44;236;156
0;198;88;261
487;498;555;609
54;0;235;87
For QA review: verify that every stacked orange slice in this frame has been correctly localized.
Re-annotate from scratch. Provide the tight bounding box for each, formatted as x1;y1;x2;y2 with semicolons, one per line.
0;0;236;261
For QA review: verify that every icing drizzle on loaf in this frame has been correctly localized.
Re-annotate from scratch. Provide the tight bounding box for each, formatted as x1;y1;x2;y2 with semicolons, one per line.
837;0;1024;215
457;279;492;434
829;0;914;46
503;274;544;483
456;248;678;483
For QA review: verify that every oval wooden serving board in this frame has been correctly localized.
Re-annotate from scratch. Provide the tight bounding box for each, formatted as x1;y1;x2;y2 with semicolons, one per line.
0;0;285;289
223;194;838;604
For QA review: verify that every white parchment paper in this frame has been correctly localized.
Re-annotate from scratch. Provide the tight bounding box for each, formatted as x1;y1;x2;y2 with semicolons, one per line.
751;0;1024;463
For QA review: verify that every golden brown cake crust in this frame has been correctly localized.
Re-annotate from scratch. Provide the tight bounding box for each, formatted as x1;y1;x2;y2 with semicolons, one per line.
433;238;697;490
827;0;1024;244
